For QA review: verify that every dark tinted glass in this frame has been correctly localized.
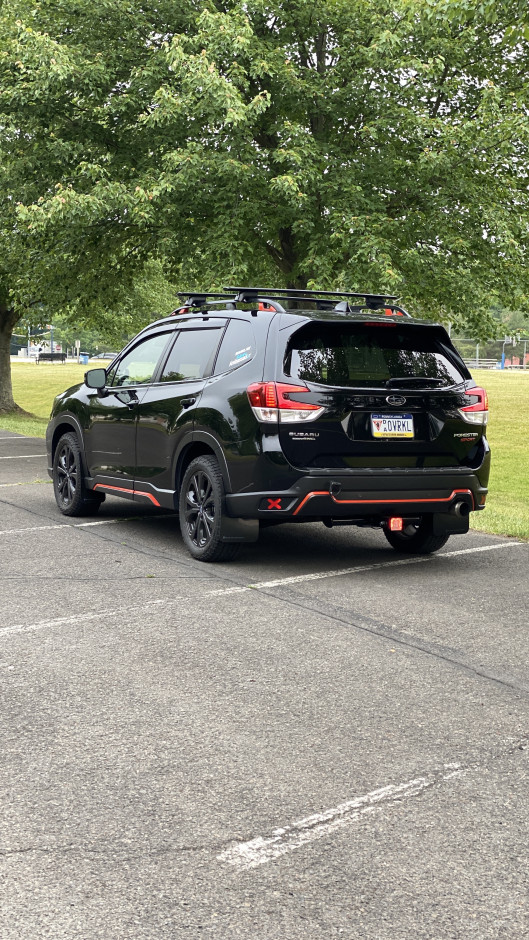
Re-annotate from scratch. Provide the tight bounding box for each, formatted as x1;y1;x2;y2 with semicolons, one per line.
285;324;465;388
160;328;222;382
110;333;172;387
214;319;255;374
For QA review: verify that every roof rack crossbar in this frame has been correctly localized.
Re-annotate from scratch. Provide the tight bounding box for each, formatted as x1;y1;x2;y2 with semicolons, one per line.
257;294;338;306
176;292;234;307
223;286;398;302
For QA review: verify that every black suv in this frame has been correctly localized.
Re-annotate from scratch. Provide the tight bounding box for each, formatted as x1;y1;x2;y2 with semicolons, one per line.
46;287;490;561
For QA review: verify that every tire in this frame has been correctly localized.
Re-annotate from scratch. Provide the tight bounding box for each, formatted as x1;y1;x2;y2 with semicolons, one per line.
52;432;104;517
383;517;450;554
179;455;240;562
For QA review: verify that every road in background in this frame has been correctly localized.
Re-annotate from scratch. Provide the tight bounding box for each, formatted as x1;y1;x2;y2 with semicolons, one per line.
1;431;528;939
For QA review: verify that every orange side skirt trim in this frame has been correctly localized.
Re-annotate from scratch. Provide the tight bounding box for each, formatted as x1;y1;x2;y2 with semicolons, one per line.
93;483;161;507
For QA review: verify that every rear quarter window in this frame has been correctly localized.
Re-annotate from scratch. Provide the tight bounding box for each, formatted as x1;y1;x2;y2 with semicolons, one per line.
214;319;255;374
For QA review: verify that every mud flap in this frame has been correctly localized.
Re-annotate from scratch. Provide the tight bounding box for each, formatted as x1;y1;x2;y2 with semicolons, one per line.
432;512;469;536
220;514;259;543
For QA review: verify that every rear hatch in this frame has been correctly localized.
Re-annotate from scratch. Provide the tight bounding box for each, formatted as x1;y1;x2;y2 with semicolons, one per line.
277;319;486;471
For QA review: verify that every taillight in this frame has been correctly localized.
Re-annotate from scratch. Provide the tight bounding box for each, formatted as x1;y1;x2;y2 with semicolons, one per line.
458;387;489;426
247;383;325;423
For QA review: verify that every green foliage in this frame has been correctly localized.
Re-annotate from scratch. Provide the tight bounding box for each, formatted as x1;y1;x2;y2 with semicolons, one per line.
1;0;529;408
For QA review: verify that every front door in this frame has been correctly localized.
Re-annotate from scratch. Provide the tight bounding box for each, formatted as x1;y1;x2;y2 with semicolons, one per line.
84;331;174;493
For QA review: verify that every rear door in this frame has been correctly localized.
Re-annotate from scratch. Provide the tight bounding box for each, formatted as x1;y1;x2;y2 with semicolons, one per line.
277;320;480;471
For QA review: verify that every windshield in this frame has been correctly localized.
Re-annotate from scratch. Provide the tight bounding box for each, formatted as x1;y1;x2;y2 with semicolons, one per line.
284;323;466;388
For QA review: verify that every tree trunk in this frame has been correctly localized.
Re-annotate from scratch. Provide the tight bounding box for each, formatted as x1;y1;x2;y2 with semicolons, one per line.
265;226;308;289
0;304;21;414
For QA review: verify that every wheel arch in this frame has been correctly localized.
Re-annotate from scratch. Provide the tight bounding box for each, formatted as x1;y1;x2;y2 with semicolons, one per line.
175;432;231;497
51;417;89;478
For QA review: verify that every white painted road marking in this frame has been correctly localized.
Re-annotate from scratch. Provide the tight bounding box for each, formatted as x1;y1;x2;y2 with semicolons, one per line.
250;541;523;589
218;765;464;871
0;520;124;536
0;454;46;459
0;598;170;638
0;481;51;487
0;542;523;639
0;516;174;536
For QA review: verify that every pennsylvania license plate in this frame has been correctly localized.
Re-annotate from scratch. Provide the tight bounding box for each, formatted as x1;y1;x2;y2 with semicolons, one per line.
371;413;414;438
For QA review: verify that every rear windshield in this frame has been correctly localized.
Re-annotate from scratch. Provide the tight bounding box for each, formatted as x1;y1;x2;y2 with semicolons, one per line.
284;323;466;388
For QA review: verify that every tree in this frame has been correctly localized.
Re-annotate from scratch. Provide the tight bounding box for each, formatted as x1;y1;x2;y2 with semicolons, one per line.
0;0;183;411
2;0;529;412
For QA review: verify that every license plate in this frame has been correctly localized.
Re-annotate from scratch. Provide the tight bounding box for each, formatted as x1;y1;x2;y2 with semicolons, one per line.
371;413;414;438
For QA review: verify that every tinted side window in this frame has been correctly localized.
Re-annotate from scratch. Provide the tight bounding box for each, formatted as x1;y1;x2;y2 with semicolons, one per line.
159;328;222;382
214;320;255;374
285;324;466;388
110;333;172;387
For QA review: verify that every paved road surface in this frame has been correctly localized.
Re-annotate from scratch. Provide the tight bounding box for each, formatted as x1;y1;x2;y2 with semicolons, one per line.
1;431;528;939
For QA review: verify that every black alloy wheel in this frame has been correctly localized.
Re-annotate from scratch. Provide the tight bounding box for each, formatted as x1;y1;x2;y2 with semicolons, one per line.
383;516;449;554
179;455;239;562
52;432;103;516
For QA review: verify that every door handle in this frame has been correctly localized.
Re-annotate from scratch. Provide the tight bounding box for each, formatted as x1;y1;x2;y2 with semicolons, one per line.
181;397;196;408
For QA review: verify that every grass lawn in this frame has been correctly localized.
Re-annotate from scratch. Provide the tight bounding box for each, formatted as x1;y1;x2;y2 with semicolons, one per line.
470;369;529;541
1;361;102;437
1;360;528;540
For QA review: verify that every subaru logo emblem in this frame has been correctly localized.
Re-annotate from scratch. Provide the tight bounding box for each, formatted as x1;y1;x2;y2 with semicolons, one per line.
386;394;407;406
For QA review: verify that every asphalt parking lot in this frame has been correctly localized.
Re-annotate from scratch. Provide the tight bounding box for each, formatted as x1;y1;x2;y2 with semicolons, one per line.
1;429;528;939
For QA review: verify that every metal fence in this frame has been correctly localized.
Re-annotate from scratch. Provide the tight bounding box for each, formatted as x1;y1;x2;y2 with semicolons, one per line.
452;336;529;370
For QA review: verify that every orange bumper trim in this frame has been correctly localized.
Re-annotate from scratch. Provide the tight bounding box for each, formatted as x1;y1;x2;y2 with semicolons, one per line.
293;488;474;516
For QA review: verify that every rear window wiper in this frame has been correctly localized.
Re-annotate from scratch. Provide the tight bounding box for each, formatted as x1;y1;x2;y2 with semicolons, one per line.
386;376;448;388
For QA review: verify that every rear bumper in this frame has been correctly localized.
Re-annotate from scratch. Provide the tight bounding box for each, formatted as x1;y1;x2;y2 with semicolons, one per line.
225;469;488;522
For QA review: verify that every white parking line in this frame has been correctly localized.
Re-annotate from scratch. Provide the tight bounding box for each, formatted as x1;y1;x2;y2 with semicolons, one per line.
0;541;522;639
0;481;50;487
250;541;523;589
0;516;176;536
0;454;46;459
218;764;464;871
0;598;170;638
0;520;123;536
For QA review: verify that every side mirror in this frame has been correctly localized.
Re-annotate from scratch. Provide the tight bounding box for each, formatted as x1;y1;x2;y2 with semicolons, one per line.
85;368;107;390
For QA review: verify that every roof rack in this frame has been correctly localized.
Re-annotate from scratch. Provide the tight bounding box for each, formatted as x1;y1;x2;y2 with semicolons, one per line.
223;286;410;317
172;287;410;317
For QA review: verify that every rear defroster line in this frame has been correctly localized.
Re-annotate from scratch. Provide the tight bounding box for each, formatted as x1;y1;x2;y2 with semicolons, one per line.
293;487;475;516
93;483;161;507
